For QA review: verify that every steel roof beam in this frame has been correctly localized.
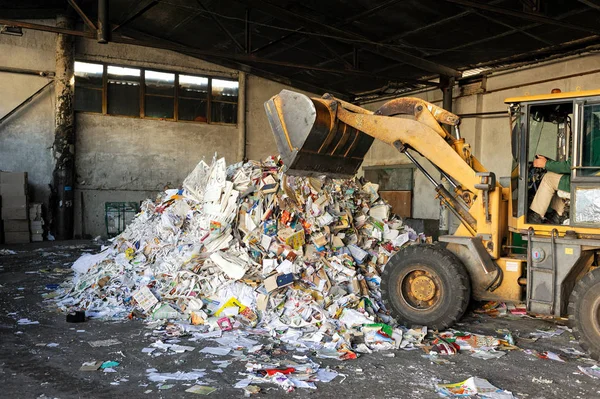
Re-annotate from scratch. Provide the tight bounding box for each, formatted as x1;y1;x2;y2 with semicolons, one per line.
237;0;461;77
195;0;245;52
112;0;158;32
67;0;97;31
252;0;403;56
443;0;600;36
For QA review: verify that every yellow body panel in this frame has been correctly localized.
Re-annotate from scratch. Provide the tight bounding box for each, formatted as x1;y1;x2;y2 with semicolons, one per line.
504;89;600;103
510;215;600;238
492;257;525;302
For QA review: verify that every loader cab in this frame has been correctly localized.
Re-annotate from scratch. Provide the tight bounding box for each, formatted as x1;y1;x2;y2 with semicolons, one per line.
507;90;600;232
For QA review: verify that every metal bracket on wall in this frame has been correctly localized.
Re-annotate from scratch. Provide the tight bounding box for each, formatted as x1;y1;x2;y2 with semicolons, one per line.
0;80;54;126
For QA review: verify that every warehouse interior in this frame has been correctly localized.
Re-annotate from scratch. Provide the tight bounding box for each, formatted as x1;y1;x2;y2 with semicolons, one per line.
2;0;600;239
2;0;600;397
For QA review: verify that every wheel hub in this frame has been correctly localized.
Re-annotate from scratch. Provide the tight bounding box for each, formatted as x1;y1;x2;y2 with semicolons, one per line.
399;268;442;310
410;275;436;301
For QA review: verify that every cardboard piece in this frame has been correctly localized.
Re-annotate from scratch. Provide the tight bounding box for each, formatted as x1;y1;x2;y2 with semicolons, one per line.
264;274;279;292
31;234;43;242
1;195;28;220
79;361;103;371
3;220;29;232
2;207;28;220
2;195;27;207
0;171;27;186
0;183;26;196
4;232;29;244
29;203;42;220
264;273;294;292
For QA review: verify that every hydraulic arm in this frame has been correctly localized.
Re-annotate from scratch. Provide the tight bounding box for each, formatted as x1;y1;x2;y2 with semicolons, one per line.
265;90;509;260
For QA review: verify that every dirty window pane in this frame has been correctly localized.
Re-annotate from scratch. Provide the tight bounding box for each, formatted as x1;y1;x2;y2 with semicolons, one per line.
179;74;208;100
75;61;103;86
74;87;102;113
107;65;140;117
179;99;207;122
211;102;237;124
211;79;238;124
146;96;174;119
211;78;238;102
145;70;174;96
74;61;103;113
579;104;600;177
144;70;174;119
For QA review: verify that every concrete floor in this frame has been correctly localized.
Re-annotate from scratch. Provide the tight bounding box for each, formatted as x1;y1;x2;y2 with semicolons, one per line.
1;241;599;399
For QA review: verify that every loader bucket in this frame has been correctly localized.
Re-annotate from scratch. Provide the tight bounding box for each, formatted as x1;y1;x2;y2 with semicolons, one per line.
264;89;374;178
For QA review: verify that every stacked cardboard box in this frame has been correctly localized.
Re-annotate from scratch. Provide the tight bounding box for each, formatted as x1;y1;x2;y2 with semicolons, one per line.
30;203;43;242
0;172;30;244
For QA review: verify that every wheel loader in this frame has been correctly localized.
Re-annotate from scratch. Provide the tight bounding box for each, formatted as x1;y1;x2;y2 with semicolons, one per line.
265;88;600;359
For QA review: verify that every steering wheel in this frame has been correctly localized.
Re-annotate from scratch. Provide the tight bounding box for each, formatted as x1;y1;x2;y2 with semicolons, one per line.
528;161;546;192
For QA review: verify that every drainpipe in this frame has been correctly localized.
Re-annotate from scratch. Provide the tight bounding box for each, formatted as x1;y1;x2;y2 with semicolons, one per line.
97;0;109;43
439;76;455;237
237;72;247;162
51;14;75;240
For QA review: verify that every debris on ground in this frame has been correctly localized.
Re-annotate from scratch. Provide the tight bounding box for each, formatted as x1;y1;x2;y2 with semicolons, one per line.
49;155;424;392
578;365;600;379
37;155;598;395
436;376;516;398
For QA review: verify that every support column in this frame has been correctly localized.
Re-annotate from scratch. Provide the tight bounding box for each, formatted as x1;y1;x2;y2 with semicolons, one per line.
237;72;247;162
439;76;455;236
52;14;75;240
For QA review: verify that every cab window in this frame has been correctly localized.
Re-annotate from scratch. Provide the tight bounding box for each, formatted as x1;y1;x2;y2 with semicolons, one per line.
578;104;600;177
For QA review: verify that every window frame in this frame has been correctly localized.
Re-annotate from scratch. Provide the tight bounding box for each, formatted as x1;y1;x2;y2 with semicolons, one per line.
73;60;239;125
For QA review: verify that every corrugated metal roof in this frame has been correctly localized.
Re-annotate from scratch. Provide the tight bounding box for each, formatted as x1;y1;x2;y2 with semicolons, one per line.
2;0;600;100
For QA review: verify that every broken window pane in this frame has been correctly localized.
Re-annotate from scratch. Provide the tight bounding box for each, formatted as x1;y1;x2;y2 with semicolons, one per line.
74;61;103;113
211;78;238;124
145;70;174;119
179;75;208;122
107;65;140;117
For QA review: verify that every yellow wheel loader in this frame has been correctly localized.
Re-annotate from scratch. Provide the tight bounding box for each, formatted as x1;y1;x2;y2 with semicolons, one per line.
265;89;600;359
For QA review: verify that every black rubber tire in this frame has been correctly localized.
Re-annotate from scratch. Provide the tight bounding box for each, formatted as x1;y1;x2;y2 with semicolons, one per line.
381;244;471;330
568;267;600;360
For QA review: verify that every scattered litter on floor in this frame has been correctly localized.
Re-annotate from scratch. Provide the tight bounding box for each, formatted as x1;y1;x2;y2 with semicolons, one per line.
0;249;17;255
36;155;594;395
89;339;122;347
436;376;515;398
17;318;39;325
146;368;207;382
578;365;600;379
185;385;217;395
100;360;120;369
80;361;103;371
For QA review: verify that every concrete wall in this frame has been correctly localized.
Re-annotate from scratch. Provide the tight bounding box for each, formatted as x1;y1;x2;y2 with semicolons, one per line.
0;23;56;212
245;75;315;161
0;24;305;237
72;40;244;237
360;52;600;223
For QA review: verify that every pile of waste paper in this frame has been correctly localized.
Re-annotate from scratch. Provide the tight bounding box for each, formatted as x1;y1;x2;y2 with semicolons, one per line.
55;156;424;362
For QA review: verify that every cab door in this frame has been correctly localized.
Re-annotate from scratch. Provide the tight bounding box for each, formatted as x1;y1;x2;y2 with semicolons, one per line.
571;98;600;227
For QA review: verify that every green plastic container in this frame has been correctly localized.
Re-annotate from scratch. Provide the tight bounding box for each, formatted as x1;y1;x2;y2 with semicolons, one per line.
105;202;139;237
